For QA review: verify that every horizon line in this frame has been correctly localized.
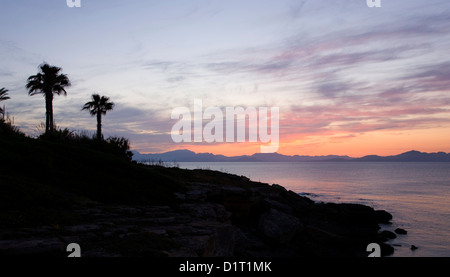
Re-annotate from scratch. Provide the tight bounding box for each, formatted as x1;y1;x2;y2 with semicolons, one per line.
133;149;450;159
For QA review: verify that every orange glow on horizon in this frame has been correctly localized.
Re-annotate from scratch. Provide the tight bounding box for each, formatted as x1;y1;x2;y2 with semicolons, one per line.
147;126;450;158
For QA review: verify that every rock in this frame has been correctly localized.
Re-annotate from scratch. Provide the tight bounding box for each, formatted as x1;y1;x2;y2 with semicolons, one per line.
176;224;236;257
0;168;399;257
179;203;218;220
233;228;266;256
374;210;392;223
258;209;303;244
380;243;395;256
262;198;292;213
379;230;397;241
411;245;418;251
271;184;288;192
395;228;407;235
0;237;65;256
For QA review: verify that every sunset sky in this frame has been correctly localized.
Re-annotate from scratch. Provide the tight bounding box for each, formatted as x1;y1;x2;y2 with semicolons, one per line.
1;0;450;157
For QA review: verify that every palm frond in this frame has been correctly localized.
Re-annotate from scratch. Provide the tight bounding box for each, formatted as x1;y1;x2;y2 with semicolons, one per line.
0;88;10;101
26;64;71;96
82;94;115;116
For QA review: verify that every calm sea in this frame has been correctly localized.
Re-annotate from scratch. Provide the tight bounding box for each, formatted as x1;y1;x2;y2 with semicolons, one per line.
178;162;450;257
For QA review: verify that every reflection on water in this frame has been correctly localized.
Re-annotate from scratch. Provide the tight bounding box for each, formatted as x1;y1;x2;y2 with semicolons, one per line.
178;162;450;257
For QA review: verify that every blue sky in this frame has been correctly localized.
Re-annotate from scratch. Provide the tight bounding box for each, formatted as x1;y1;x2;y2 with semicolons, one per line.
1;0;450;156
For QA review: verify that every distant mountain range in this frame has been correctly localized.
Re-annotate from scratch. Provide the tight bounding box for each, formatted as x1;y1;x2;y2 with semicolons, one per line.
132;150;450;162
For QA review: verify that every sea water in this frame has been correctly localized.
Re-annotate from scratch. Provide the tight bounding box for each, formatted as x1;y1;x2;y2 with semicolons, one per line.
178;162;450;257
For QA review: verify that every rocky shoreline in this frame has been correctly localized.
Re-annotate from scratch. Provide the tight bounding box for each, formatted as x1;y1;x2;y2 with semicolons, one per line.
0;169;400;257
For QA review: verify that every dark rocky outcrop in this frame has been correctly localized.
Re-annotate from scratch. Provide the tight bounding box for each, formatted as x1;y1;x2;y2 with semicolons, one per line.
379;230;397;241
0;169;397;257
395;228;408;235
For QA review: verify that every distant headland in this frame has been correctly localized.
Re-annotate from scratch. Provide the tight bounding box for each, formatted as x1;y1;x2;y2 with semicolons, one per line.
133;149;450;163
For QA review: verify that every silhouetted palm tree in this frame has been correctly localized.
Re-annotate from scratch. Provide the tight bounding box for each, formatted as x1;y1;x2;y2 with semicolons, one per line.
0;88;10;118
82;94;115;140
26;63;71;134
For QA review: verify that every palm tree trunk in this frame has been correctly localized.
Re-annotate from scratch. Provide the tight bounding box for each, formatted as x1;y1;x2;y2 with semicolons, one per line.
97;113;102;140
45;93;53;133
50;101;54;132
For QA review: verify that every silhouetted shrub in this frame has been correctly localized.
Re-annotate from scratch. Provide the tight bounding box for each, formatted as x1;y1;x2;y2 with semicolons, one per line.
0;119;25;137
35;127;133;162
38;128;76;141
106;136;133;161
